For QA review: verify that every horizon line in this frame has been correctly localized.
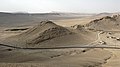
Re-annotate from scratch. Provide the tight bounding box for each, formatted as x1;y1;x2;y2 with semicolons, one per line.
0;11;119;14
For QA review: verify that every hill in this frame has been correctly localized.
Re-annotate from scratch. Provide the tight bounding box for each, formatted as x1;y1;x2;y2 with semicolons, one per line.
94;12;113;17
2;21;97;48
85;14;120;31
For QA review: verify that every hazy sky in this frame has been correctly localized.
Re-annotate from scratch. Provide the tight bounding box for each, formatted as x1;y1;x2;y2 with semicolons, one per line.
0;0;120;13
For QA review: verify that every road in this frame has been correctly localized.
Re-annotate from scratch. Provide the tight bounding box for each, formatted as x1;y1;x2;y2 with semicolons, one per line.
0;43;120;50
0;31;119;50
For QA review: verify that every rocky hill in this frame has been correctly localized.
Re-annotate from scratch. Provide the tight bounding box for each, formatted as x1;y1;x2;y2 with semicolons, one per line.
86;14;120;31
4;21;72;47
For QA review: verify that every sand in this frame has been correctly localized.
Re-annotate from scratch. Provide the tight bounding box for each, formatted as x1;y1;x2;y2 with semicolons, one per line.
0;48;111;67
54;17;94;27
103;49;120;67
1;14;120;67
1;20;98;48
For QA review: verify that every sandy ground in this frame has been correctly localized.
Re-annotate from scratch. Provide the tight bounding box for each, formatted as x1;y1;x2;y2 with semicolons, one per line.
0;17;119;67
54;17;94;27
0;28;112;67
0;48;111;67
103;49;120;67
99;31;120;67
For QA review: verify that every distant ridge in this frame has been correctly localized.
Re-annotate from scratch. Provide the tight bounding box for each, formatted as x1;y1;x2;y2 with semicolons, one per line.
0;12;89;27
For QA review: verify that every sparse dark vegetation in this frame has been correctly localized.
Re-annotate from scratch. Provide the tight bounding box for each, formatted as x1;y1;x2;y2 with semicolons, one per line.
82;50;86;52
6;49;12;51
5;28;29;31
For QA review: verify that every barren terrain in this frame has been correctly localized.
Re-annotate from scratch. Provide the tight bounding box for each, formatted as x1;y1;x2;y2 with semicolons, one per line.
0;12;120;67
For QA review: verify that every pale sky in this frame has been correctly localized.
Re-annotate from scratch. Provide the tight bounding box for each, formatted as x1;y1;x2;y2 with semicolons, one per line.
0;0;120;13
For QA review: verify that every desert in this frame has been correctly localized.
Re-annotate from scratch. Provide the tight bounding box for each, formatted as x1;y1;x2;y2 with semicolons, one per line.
0;0;120;67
